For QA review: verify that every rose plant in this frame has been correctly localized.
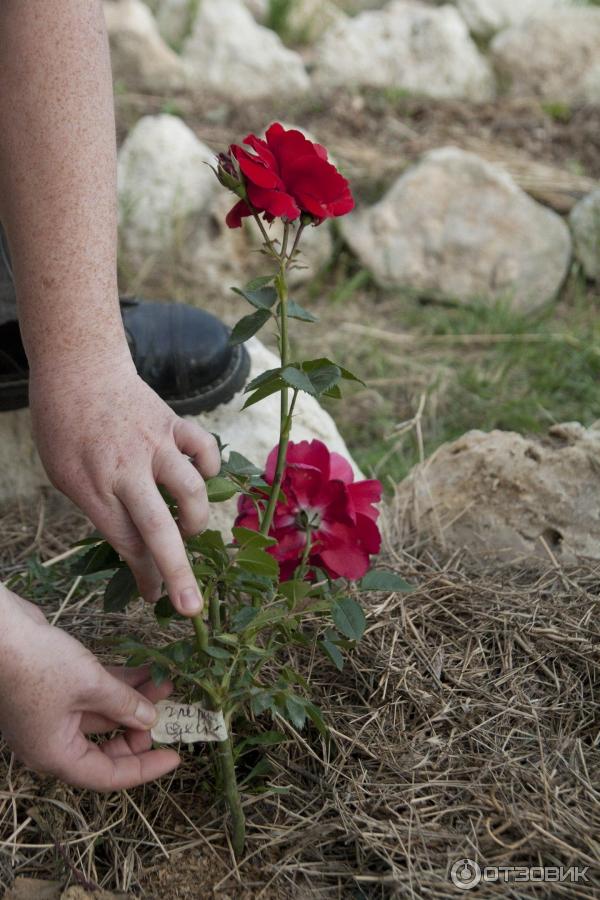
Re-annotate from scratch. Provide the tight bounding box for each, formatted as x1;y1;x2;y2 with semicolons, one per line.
71;124;410;857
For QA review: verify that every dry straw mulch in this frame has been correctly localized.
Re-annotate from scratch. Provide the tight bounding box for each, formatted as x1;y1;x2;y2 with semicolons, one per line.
0;496;599;899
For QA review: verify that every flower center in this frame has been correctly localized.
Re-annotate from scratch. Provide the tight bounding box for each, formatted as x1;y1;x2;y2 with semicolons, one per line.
295;507;322;531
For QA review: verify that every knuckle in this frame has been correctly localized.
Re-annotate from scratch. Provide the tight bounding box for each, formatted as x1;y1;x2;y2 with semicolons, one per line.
145;510;167;535
185;473;207;498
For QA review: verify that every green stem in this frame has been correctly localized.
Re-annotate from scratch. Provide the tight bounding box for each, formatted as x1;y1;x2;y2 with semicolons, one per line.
192;607;245;858
208;585;221;632
217;733;246;858
296;525;313;579
259;258;293;537
193;614;209;654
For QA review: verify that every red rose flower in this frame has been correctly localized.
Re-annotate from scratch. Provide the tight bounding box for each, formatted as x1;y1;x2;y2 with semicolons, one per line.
224;123;354;229
235;440;382;581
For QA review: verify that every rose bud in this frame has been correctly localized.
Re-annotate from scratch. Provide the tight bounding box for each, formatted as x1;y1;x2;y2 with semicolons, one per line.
215;151;246;198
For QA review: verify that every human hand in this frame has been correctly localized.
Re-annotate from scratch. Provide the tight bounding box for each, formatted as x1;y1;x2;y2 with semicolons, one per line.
0;588;180;791
29;353;221;616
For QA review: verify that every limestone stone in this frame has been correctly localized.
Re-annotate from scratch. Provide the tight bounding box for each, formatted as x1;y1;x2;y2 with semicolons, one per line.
490;9;600;103
182;0;310;101
340;147;572;311
117;114;219;275
103;0;188;92
313;0;495;101
569;190;600;282
394;422;600;563
454;0;574;39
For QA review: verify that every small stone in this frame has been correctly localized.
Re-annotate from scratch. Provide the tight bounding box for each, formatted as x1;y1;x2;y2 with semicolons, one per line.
491;8;600;103
182;0;310;101
340;147;571;312
570;189;600;282
395;423;600;563
453;0;574;39
313;0;494;101
103;0;188;92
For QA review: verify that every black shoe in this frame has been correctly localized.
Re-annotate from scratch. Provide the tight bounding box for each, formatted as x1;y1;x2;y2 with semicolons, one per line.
0;298;251;414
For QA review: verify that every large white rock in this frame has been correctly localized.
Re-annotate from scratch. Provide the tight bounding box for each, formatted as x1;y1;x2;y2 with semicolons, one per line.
394;423;600;563
570;190;600;282
340;147;572;311
103;0;189;92
0;339;360;541
313;0;495;101
117;114;223;277
182;0;310;101
491;9;600;103
453;0;574;39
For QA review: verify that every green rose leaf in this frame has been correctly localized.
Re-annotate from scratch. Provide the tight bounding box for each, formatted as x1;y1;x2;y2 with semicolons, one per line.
222;451;263;478
250;690;274;716
302;359;342;395
284;694;307;730
244;367;282;394
229;308;272;345
104;566;138;613
232;605;260;632
206;476;239;503
286;300;318;323
281;365;317;394
236;730;287;757
332;596;366;641
357;570;413;592
304;700;328;736
204;645;232;660
320;636;344;671
235;545;279;578
279;579;312;604
339;364;366;386
73;541;120;576
150;662;170;687
232;285;278;310
242;377;286;410
232;526;277;549
244;274;275;291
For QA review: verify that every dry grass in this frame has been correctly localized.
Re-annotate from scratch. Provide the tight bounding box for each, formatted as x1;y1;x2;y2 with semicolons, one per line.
1;501;599;898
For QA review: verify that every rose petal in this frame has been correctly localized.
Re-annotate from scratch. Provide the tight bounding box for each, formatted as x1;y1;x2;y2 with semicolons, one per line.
329;452;355;485
347;480;382;521
247;183;300;221
226;199;252;229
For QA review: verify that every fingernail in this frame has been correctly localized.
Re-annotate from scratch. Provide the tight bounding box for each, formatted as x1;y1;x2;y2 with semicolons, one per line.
180;588;203;614
136;701;157;728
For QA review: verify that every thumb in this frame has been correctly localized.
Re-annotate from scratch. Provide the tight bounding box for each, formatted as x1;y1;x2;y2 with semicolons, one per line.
89;669;159;731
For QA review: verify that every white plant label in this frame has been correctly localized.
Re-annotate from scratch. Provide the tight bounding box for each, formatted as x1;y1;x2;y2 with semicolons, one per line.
151;701;228;744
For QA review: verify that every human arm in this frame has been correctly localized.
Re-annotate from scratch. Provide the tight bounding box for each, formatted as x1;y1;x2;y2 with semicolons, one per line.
0;0;219;615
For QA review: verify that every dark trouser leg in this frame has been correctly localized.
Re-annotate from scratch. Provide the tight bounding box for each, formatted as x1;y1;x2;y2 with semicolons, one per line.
0;225;17;326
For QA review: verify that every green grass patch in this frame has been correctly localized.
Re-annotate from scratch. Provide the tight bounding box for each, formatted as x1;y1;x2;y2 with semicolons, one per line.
320;279;600;487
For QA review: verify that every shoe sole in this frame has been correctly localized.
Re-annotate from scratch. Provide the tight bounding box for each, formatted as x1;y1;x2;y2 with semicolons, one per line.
0;344;251;416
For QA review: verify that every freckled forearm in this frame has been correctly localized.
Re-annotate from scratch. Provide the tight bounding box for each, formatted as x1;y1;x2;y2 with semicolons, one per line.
0;0;129;380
